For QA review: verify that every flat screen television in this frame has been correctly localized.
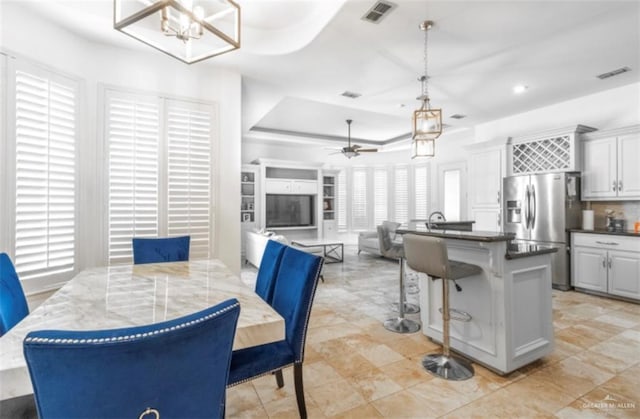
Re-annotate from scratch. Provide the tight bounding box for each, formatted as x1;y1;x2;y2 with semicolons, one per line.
266;194;315;228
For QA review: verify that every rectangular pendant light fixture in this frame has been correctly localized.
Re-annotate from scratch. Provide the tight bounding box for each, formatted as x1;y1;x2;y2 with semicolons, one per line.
114;0;241;64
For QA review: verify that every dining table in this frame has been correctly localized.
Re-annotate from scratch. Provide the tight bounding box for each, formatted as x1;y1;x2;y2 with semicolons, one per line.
0;259;285;401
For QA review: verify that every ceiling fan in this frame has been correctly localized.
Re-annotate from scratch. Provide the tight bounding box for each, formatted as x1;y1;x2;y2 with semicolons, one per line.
334;119;378;159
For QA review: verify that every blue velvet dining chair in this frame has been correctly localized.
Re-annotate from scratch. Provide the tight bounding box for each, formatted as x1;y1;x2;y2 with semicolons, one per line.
0;253;29;336
255;239;287;304
132;235;190;264
228;246;323;419
24;298;240;419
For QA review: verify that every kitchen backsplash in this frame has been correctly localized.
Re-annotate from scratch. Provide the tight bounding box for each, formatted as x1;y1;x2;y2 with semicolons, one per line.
584;201;640;231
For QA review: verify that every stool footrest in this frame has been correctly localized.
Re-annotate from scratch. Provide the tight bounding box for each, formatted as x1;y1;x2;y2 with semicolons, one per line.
438;307;472;322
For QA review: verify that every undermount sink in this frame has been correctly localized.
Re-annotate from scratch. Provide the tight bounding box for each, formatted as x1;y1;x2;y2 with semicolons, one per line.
424;221;475;232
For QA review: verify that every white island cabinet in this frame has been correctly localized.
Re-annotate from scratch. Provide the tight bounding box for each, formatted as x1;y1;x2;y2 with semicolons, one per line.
398;227;556;375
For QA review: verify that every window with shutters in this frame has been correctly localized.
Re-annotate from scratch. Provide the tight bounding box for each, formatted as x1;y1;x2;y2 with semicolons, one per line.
337;170;347;232
414;164;429;219
393;166;408;224
351;168;368;231
105;89;215;264
11;64;79;280
373;167;388;226
166;100;212;260
106;92;160;265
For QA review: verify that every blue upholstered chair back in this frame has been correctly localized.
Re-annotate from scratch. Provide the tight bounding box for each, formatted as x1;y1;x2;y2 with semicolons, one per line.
272;247;323;362
0;253;29;336
24;298;240;419
255;240;286;304
132;236;190;264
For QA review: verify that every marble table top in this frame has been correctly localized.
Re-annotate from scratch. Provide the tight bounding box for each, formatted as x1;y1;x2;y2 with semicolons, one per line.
0;259;285;400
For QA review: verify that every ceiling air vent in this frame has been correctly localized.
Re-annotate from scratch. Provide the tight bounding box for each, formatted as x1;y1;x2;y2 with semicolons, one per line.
596;67;631;80
450;114;466;119
340;91;361;99
362;1;397;24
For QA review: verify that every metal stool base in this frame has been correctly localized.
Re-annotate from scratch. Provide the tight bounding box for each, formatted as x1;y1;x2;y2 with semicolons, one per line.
391;302;420;314
421;353;474;381
384;317;421;334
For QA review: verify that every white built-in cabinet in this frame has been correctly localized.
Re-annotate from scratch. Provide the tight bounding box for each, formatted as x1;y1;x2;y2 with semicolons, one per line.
572;233;640;301
582;125;640;200
322;171;338;239
240;165;259;262
467;146;504;232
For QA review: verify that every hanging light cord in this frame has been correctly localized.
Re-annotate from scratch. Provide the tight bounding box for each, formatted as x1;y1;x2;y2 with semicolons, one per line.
422;22;429;101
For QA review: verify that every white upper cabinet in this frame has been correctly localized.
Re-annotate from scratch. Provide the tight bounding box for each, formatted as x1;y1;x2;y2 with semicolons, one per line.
582;125;640;200
469;148;503;208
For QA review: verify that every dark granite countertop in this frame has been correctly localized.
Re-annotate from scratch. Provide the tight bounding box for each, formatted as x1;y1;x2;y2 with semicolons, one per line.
568;229;640;238
505;242;558;260
397;226;515;242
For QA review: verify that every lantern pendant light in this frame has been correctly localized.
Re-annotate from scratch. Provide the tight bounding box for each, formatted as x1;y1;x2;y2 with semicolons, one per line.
411;20;442;158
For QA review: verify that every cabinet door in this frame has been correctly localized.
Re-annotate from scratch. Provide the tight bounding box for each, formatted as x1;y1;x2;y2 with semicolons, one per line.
582;138;617;199
617;133;640;198
572;246;607;292
608;250;640;300
293;180;318;194
265;179;291;194
469;149;502;207
471;208;501;232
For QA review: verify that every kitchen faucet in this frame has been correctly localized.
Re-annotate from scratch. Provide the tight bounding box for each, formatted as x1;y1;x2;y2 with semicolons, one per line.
427;211;446;231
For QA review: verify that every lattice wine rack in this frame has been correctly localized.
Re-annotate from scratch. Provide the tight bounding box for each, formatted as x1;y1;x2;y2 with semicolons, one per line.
508;125;596;175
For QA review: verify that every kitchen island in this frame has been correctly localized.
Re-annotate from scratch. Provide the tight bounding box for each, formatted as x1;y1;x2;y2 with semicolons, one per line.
397;227;557;375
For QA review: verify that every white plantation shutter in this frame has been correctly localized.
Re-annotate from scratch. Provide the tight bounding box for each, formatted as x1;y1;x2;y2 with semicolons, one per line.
14;69;77;280
166;101;213;259
106;92;160;264
414;164;429;219
337;170;347;231
351;168;368;230
393;166;408;223
373;168;388;226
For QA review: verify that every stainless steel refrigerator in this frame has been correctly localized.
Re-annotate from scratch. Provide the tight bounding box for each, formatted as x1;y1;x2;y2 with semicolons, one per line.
503;172;581;290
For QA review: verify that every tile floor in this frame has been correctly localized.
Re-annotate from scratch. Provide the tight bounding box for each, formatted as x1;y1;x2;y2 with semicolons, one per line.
229;245;640;418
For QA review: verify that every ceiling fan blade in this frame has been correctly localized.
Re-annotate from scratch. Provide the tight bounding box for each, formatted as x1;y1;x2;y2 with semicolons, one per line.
357;148;378;152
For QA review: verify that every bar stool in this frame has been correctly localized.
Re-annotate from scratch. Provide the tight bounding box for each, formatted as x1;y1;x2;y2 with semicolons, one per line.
403;234;482;380
378;226;420;334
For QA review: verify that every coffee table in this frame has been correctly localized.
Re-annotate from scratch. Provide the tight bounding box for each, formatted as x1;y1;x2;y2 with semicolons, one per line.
291;239;344;263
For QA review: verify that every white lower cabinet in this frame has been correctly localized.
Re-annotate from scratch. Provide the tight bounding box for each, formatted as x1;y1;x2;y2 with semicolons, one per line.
572;233;640;301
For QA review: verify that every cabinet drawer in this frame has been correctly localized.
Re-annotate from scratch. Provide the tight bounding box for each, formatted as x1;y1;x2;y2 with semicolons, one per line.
572;233;640;252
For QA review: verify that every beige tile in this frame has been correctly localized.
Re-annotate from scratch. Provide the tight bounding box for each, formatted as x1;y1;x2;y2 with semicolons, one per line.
383;335;437;358
578;385;640;419
226;382;263;417
531;356;615;399
473;363;526;386
378;357;433;389
355;343;405;367
347;368;403;402
575;349;638;375
406;379;470;416
437;373;504;403
262;395;325;419
306;323;363;344
307;377;367;417
501;373;576;414
555;400;616;419
443;388;553;419
329;403;384;419
251;369;296;405
595;311;640;329
589;335;640;364
371;390;440;418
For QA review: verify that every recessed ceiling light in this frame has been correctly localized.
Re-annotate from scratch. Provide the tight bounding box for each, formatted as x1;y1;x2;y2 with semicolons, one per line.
513;84;528;94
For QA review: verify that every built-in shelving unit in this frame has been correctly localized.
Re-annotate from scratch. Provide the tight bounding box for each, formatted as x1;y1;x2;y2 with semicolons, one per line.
322;171;339;239
241;171;256;223
323;176;335;220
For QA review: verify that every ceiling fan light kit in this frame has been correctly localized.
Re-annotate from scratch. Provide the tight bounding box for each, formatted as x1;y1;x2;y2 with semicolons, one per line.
113;0;240;64
340;119;378;159
411;19;442;158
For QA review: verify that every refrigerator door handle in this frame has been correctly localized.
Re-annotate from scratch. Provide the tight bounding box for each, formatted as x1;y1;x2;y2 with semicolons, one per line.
530;184;536;230
524;185;531;229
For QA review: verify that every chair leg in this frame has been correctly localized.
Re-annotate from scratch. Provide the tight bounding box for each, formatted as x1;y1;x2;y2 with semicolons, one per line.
293;363;307;419
274;369;284;388
384;258;420;334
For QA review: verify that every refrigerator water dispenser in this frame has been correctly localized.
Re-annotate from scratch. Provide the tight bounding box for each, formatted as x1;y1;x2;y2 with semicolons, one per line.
506;200;522;223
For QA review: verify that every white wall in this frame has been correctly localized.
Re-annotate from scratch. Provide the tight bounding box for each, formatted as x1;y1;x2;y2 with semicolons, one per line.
1;3;243;292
